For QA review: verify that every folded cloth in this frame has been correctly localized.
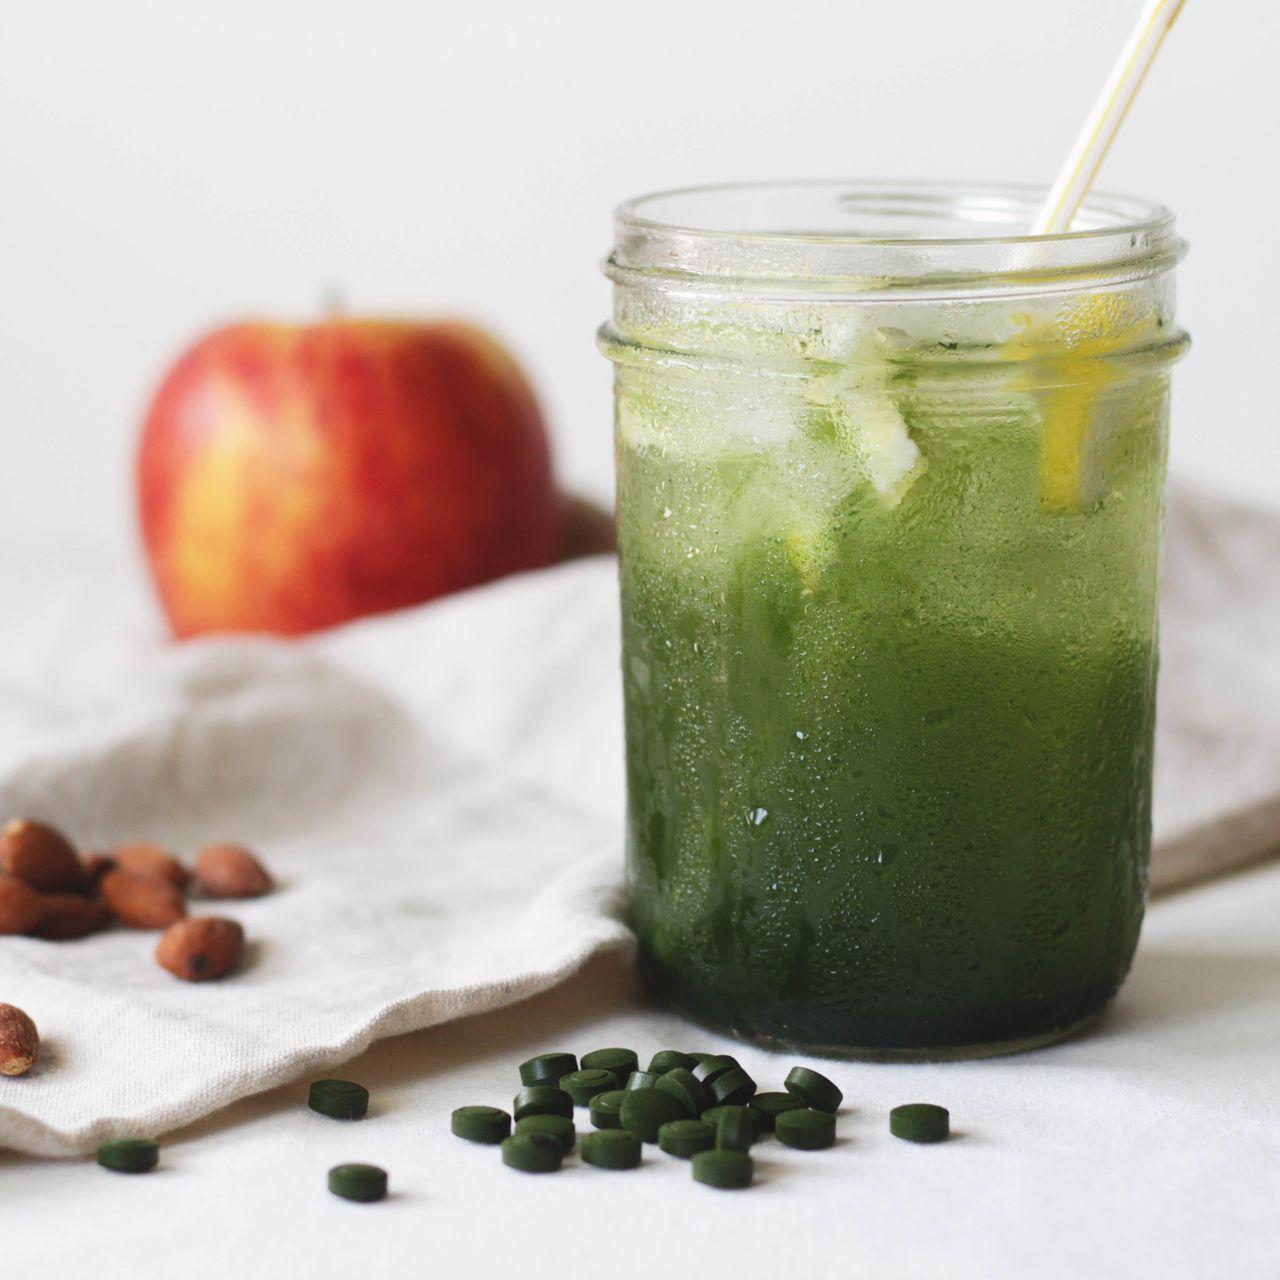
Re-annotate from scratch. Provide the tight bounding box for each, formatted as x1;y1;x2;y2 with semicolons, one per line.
1152;487;1280;892
0;484;1275;1156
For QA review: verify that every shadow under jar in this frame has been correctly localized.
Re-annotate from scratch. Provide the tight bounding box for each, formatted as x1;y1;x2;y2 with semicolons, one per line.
600;180;1188;1060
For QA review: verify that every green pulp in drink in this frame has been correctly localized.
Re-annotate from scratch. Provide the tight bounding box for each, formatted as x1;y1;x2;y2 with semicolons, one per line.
615;342;1169;1056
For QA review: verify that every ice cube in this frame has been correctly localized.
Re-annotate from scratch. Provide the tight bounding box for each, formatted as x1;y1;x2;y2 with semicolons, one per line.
840;392;927;507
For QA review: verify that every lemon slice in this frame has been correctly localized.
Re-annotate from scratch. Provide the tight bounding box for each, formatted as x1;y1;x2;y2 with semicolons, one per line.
784;524;829;595
1019;292;1148;514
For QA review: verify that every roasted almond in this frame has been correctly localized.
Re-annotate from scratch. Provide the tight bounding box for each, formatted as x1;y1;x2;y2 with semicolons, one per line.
0;820;81;892
193;844;273;899
100;868;186;929
155;916;244;982
77;852;115;893
112;842;189;889
0;1004;39;1076
0;876;43;935
33;892;110;941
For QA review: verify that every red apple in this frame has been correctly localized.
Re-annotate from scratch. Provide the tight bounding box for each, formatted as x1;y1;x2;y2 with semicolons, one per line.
138;319;560;637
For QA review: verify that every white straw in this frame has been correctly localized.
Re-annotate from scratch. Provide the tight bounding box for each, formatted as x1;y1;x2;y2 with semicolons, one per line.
1034;0;1187;235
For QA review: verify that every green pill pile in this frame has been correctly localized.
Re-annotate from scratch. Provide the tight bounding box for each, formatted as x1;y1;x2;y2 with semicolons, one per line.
221;1054;956;1207
446;1047;955;1191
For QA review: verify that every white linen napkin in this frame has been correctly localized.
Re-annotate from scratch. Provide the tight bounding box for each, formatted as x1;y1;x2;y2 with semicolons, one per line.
0;484;1275;1157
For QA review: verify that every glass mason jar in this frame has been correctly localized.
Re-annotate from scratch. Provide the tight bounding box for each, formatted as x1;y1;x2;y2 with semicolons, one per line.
600;181;1188;1060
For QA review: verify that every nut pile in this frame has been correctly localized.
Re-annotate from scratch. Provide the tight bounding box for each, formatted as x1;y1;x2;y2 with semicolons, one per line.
0;818;272;982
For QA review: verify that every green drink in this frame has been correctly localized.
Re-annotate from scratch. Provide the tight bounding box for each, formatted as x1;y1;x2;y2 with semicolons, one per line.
603;182;1188;1058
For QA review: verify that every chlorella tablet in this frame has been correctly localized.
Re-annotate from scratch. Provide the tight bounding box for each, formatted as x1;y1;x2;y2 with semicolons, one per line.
709;1068;757;1107
714;1105;756;1152
702;1104;725;1124
702;1104;761;1133
328;1163;387;1202
776;1107;836;1150
515;1113;576;1153
451;1105;511;1144
502;1132;564;1173
96;1138;159;1174
581;1128;642;1170
659;1118;715;1158
784;1066;843;1114
518;1052;577;1086
308;1079;370;1120
692;1148;752;1190
581;1047;639;1079
626;1070;661;1091
648;1050;696;1074
560;1069;618;1106
656;1068;709;1117
513;1085;574;1120
692;1055;739;1085
589;1089;626;1129
751;1092;808;1131
619;1086;685;1142
890;1103;950;1143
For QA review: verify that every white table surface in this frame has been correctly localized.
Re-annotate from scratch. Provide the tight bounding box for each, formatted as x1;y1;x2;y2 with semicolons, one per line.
5;858;1277;1279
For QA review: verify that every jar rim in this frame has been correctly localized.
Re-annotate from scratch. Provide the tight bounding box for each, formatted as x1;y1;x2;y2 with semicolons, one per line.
609;180;1183;295
616;179;1173;246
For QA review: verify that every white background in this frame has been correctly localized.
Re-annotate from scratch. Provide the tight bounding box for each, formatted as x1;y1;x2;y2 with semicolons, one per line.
1;0;1276;568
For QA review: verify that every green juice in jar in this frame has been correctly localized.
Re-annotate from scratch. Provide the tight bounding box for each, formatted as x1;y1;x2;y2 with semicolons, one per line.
603;182;1187;1059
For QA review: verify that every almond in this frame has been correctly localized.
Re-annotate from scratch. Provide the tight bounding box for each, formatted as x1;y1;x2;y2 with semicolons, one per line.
0;876;43;935
155;916;244;982
0;820;81;891
33;892;110;941
77;852;115;893
112;842;189;889
0;1004;39;1076
100;868;186;929
193;843;273;899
